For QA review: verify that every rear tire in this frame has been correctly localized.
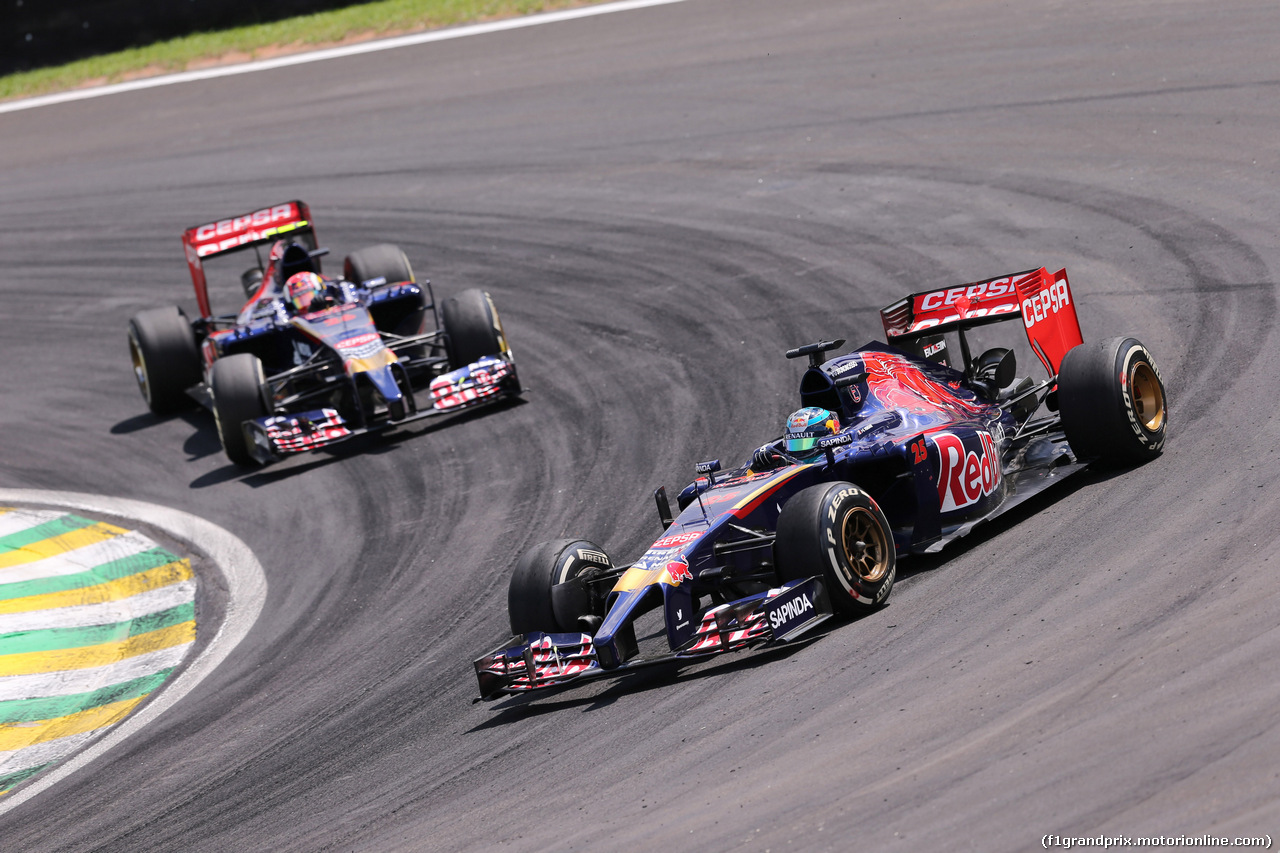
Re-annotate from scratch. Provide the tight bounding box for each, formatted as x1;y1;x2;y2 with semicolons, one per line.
240;268;264;298
127;306;201;415
343;244;414;286
1058;336;1167;464
211;353;270;467
508;539;610;634
775;482;895;615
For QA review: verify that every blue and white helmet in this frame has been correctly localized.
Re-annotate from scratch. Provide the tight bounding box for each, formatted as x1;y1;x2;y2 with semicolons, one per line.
784;407;840;455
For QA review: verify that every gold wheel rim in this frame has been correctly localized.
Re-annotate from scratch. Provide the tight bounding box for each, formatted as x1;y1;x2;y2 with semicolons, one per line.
1130;362;1165;432
128;335;150;403
842;507;890;583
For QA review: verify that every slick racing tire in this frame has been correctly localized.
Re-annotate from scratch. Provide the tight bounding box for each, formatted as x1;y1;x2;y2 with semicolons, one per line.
127;305;201;415
775;482;896;616
342;244;414;286
1058;336;1168;464
442;289;520;389
240;268;264;298
508;539;611;635
211;353;271;467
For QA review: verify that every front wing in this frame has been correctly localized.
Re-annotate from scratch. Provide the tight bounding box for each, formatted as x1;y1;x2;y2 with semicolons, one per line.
244;356;517;464
474;577;832;700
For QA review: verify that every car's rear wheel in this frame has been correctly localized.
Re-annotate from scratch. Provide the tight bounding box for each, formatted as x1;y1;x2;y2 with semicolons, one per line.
343;244;414;286
508;539;611;634
346;244;427;350
211;353;270;467
775;482;896;615
1058;336;1168;464
240;268;264;298
127;306;201;415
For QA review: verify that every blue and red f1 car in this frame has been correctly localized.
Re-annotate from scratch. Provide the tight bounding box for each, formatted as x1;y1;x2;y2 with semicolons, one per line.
126;201;520;465
474;267;1168;699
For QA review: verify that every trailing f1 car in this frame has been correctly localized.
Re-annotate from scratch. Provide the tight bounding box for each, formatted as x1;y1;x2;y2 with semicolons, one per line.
473;266;1168;699
126;201;521;465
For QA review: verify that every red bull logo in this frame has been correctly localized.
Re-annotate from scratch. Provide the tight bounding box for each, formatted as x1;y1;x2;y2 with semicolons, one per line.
663;555;693;586
933;430;1001;512
862;352;986;417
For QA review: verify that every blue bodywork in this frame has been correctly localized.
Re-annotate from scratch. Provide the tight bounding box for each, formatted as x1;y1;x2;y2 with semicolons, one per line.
475;335;1085;700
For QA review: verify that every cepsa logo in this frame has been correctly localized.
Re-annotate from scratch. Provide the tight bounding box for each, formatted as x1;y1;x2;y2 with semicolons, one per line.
908;278;1021;333
336;332;383;360
194;204;298;243
933;431;1001;512
919;277;1016;311
652;530;702;549
1021;277;1071;330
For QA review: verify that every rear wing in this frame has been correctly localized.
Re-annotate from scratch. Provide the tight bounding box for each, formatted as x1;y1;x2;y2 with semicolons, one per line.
180;201;315;318
880;267;1083;376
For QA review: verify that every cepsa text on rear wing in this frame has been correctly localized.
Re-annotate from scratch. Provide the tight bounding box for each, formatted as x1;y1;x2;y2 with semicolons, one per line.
880;266;1083;376
180;200;315;318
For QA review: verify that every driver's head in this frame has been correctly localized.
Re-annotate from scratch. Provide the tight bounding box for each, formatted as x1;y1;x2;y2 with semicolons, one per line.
784;407;840;457
286;272;325;313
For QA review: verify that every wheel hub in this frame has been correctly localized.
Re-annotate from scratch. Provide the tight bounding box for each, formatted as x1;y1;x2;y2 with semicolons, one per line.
841;507;889;583
1129;361;1166;433
128;337;151;401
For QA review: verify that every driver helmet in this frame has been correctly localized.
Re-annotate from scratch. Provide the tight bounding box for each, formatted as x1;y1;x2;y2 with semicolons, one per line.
784;407;841;456
286;271;325;313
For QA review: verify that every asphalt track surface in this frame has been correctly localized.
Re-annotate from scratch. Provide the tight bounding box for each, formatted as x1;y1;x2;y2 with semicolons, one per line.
1;1;1278;850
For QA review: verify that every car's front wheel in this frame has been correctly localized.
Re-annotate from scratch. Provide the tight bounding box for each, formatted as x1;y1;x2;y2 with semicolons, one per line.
775;482;896;615
442;288;517;374
211;353;270;467
508;539;611;634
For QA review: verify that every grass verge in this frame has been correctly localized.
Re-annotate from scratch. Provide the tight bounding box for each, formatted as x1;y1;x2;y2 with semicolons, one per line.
1;0;603;103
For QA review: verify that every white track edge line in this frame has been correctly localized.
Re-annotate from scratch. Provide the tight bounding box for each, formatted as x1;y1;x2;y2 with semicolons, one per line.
0;489;267;814
0;0;688;116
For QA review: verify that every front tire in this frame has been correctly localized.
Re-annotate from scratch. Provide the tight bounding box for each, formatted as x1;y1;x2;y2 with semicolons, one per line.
211;353;270;467
1058;336;1168;464
775;482;896;615
127;306;201;415
508;539;610;634
442;289;513;364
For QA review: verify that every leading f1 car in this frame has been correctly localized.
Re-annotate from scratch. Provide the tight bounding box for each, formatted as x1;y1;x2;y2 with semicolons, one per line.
126;201;521;465
473;266;1168;700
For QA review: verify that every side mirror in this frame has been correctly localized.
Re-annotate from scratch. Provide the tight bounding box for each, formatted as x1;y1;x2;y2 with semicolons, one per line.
816;431;853;465
677;478;712;511
694;459;721;485
654;486;673;530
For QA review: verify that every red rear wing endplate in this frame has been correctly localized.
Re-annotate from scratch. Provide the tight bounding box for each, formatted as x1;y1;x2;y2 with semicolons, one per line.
880;267;1083;376
181;200;314;318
